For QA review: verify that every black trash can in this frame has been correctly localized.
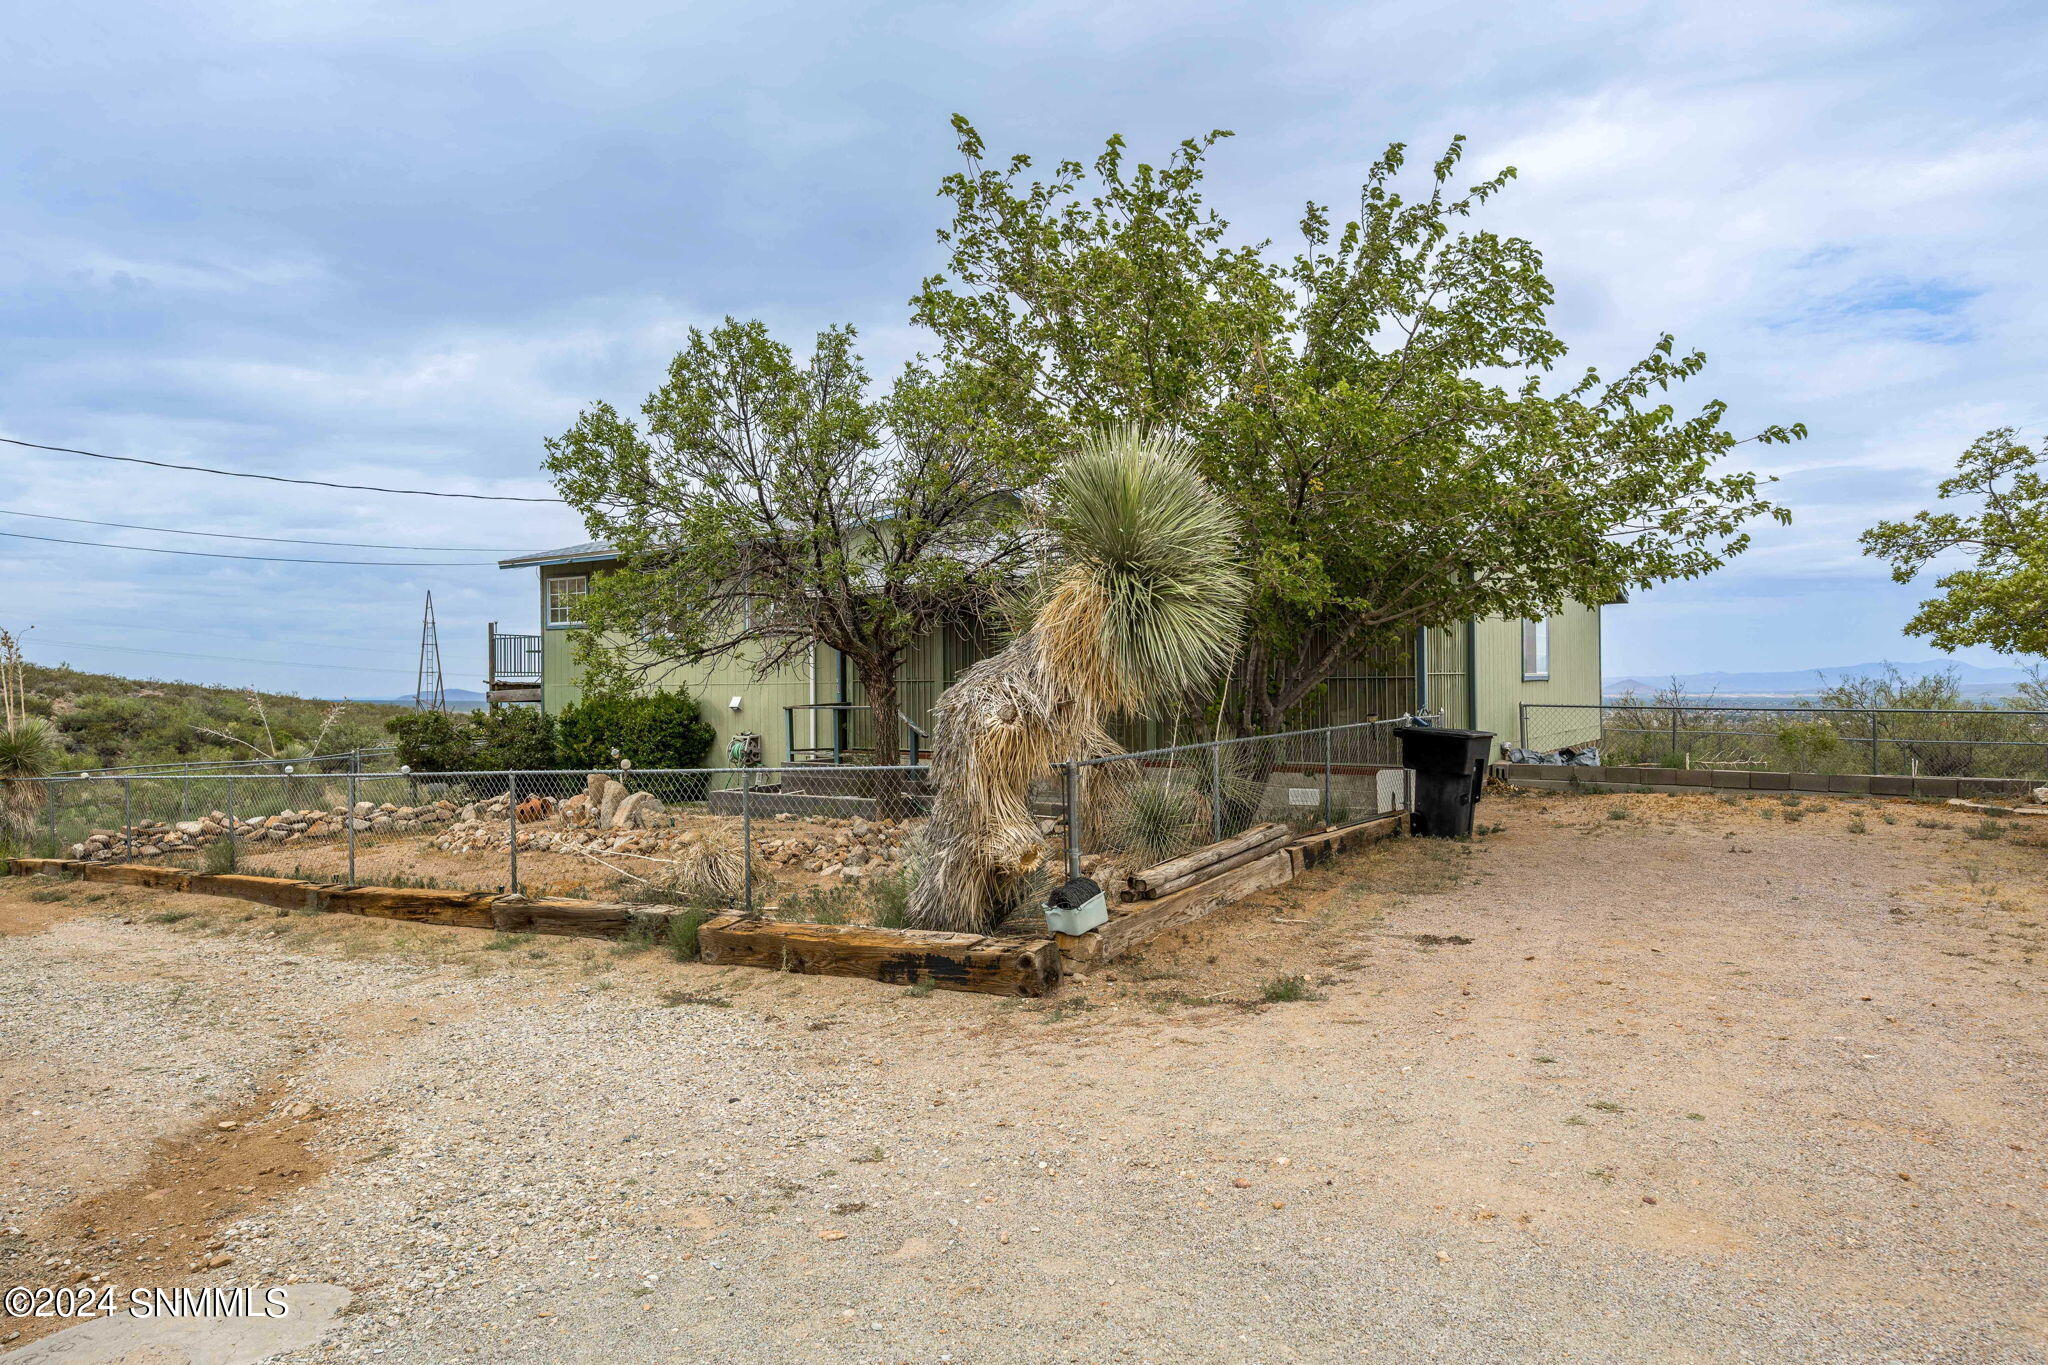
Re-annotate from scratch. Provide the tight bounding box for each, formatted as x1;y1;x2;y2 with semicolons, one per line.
1395;725;1495;838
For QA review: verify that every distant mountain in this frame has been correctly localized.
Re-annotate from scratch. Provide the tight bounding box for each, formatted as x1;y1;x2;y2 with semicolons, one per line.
1604;660;2035;700
344;687;490;712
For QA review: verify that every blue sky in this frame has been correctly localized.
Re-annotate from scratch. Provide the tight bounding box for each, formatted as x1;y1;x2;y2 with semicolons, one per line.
4;0;2045;697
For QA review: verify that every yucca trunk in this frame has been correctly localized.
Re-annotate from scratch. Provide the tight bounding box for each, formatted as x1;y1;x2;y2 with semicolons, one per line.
906;430;1247;935
909;627;1115;933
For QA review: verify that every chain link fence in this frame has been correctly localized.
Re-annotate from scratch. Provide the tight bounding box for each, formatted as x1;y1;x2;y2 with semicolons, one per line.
47;747;393;779
24;719;1413;926
1065;721;1407;890
1519;702;2048;782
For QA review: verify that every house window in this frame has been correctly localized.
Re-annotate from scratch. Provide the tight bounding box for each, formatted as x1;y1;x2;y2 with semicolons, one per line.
1522;617;1550;681
546;575;588;627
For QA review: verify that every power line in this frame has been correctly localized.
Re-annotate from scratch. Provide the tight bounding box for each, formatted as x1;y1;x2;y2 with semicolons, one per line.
0;528;500;566
0;434;565;503
22;636;422;675
0;507;518;553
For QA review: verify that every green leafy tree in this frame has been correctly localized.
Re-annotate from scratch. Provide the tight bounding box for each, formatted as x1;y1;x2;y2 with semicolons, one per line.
914;118;1805;730
1861;427;2048;657
545;320;1043;762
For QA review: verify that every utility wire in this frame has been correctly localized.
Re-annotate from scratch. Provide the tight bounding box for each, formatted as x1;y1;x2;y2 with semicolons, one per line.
0;434;565;503
0;506;517;553
0;528;499;566
22;637;422;675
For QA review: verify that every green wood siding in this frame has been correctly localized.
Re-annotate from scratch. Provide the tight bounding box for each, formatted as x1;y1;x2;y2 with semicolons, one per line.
538;564;817;766
528;562;1604;763
1469;602;1603;756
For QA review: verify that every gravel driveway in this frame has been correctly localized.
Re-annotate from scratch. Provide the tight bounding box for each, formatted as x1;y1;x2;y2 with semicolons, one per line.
3;789;2044;1362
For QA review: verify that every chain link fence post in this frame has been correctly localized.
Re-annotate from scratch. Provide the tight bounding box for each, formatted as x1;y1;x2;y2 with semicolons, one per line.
1211;745;1225;842
46;779;60;857
1064;760;1082;880
121;777;133;863
346;771;358;887
224;776;236;869
1322;727;1334;830
741;766;754;914
507;772;520;896
1869;712;1880;774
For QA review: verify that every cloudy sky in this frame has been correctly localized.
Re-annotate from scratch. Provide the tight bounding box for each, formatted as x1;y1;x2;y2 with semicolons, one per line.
3;0;2042;697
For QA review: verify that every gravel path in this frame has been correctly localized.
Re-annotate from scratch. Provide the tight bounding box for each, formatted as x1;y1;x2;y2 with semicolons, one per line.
3;789;2044;1362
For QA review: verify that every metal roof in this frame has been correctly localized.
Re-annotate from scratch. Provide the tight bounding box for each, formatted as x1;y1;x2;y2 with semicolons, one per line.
496;540;618;570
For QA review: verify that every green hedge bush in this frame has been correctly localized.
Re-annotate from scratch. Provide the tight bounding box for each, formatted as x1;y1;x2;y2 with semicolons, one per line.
386;693;713;774
554;692;716;771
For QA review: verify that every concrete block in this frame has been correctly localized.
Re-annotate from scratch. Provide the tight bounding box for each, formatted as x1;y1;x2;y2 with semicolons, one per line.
1913;777;1960;799
1750;771;1791;791
1827;774;1873;794
1869;775;1913;796
1709;770;1752;789
1671;768;1713;787
1790;772;1832;792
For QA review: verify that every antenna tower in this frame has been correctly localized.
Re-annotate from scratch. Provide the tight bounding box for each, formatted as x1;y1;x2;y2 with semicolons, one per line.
414;591;446;712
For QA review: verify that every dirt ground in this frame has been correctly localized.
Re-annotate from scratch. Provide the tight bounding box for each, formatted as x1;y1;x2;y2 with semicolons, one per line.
2;788;2044;1362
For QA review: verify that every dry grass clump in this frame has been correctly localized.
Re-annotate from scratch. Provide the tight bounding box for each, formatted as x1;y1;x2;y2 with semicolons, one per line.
581;828;756;907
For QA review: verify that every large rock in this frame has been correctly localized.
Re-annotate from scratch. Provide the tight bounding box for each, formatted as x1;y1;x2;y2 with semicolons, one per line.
611;790;663;829
598;779;629;828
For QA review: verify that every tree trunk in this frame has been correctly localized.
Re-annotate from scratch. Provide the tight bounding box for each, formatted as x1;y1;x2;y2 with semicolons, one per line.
854;658;901;767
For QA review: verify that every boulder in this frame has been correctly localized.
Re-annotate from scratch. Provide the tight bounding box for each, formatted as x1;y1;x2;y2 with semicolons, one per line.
611;790;663;829
598;779;628;828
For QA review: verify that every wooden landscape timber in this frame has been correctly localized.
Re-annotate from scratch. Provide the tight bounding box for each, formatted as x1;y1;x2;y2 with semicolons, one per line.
1127;822;1292;898
1059;812;1407;966
5;809;1403;992
698;915;1060;996
1;856;1059;996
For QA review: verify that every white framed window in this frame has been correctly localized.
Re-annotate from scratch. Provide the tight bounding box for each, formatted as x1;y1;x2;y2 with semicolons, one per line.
1522;617;1550;681
546;574;588;627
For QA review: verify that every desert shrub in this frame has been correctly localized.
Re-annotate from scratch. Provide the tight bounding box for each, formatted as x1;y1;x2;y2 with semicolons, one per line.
554;692;715;771
1261;974;1319;1003
385;710;479;773
1773;721;1842;771
466;706;557;770
664;908;713;960
1096;771;1209;864
866;865;915;928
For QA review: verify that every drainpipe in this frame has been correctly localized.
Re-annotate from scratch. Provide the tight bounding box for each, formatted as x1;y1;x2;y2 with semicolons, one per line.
1413;626;1430;716
806;641;819;762
1464;618;1479;732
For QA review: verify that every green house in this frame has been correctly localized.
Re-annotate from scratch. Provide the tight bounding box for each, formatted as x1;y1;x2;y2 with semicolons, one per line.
488;541;1606;763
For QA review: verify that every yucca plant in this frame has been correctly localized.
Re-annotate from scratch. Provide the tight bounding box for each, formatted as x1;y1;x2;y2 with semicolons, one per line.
1094;771;1209;865
0;716;60;842
908;429;1248;933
